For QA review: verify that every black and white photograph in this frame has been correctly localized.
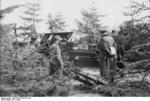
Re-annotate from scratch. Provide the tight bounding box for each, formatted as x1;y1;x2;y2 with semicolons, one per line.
0;0;150;100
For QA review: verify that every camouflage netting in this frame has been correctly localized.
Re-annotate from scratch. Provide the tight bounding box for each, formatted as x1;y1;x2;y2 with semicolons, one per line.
92;59;150;96
123;43;150;62
93;80;150;96
0;44;72;96
92;45;150;96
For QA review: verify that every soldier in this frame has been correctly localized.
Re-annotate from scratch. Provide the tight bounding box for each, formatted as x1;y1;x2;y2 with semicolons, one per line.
88;33;98;50
98;30;117;83
49;35;64;78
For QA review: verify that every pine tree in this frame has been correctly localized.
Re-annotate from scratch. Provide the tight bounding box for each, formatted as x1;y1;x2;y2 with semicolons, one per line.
20;2;42;39
123;0;150;24
47;12;66;32
75;6;105;36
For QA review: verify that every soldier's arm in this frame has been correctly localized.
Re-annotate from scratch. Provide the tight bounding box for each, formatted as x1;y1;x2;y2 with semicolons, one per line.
113;39;117;49
103;42;110;54
97;39;102;50
56;46;64;69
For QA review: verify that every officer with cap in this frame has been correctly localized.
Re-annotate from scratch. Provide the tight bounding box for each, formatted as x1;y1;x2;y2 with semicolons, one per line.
98;29;117;83
49;35;64;78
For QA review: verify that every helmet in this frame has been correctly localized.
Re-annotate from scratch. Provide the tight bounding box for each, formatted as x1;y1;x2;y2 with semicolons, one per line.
53;35;63;42
99;29;107;34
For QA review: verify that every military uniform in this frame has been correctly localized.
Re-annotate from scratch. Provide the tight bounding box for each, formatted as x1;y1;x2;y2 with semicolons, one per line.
49;36;63;77
98;33;117;82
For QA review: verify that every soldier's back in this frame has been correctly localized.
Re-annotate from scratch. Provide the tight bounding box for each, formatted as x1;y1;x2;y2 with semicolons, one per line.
49;43;61;66
102;35;114;47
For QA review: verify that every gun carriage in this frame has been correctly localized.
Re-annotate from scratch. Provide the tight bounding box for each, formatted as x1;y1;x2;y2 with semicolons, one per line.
38;32;99;66
37;32;106;85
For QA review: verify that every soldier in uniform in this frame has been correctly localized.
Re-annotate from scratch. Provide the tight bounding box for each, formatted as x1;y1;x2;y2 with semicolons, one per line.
49;35;64;78
98;30;117;83
88;33;98;50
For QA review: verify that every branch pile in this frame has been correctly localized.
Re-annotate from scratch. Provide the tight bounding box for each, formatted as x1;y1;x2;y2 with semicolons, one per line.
123;43;150;62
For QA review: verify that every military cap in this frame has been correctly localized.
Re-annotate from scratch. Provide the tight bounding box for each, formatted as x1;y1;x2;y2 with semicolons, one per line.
54;35;63;41
98;28;107;33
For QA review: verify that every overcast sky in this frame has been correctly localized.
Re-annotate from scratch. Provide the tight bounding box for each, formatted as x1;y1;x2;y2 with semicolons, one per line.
1;0;148;33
